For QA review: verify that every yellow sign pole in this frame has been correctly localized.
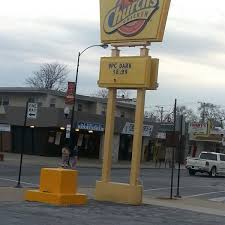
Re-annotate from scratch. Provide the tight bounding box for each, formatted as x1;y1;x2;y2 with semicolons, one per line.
101;48;120;182
130;47;148;186
97;0;170;206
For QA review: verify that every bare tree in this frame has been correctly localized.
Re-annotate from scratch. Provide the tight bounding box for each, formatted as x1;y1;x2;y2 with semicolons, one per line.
145;111;159;122
163;112;174;123
176;105;198;123
117;90;130;99
198;102;225;126
26;63;69;91
94;89;131;99
95;88;109;98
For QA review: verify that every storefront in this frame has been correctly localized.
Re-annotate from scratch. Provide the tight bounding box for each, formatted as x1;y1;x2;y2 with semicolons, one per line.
119;134;133;160
188;123;225;157
11;126;62;156
74;121;104;159
0;124;11;153
118;122;154;161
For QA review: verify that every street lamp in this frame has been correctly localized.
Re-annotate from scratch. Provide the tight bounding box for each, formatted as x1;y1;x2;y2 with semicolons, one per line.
69;44;108;148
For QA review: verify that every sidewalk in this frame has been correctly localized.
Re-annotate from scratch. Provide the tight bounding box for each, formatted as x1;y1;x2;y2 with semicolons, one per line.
1;195;225;225
2;154;225;220
0;187;29;202
1;186;225;217
144;196;225;217
2;152;186;169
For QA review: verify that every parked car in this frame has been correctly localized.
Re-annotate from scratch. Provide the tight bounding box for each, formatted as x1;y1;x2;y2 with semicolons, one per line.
186;152;225;177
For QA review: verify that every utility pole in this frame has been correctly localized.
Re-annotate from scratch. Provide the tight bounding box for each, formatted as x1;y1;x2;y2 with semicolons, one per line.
156;106;164;122
16;101;29;188
202;102;206;123
175;114;183;198
170;99;177;199
198;102;206;123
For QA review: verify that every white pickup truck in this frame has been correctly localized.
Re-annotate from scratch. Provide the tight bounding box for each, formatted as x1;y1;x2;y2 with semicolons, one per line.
186;152;225;177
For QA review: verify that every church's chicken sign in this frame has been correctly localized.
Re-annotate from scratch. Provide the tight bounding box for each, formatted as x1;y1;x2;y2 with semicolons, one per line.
100;0;170;43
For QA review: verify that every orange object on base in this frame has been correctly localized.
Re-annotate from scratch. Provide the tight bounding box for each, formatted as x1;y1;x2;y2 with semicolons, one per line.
25;168;87;206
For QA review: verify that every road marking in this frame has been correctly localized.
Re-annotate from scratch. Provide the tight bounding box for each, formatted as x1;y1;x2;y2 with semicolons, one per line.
144;187;173;191
144;185;212;192
209;196;225;202
183;190;225;198
0;177;39;187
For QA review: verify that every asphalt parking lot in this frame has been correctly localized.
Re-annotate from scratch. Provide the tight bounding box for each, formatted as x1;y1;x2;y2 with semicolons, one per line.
2;200;225;225
2;155;225;224
1;158;225;203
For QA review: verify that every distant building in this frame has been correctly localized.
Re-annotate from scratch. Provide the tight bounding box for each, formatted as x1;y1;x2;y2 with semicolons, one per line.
0;87;163;162
188;122;225;157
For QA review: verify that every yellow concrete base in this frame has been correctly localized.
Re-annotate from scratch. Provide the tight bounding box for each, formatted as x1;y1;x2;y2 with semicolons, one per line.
25;168;87;206
25;190;87;206
95;181;143;205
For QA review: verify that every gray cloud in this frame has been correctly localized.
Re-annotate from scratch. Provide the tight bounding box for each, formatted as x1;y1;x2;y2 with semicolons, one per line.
1;17;224;66
156;31;224;57
33;18;101;48
1;17;225;108
0;18;106;87
0;18;104;68
151;33;225;71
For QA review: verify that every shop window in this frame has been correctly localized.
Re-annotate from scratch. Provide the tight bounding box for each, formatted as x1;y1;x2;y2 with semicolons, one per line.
101;106;106;115
28;97;35;103
50;98;56;108
78;104;82;112
120;112;125;118
27;97;43;107
0;96;9;106
48;131;55;143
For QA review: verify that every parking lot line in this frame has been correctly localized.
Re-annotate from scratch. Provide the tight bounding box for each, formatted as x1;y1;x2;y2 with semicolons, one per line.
0;177;39;187
144;185;213;192
183;191;225;198
144;187;173;191
209;196;225;202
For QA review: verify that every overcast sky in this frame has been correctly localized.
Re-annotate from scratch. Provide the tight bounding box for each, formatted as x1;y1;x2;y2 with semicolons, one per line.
0;0;225;112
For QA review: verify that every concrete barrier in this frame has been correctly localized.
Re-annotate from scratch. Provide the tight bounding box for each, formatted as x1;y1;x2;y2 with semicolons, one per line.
25;168;87;206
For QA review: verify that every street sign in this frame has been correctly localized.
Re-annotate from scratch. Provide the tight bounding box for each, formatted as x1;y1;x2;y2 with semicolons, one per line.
66;124;71;139
27;103;38;119
156;132;166;139
77;122;104;132
122;122;153;137
188;122;207;135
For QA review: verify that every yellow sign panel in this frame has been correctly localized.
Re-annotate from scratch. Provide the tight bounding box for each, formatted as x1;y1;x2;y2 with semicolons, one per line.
98;56;159;89
100;0;171;43
150;58;159;90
